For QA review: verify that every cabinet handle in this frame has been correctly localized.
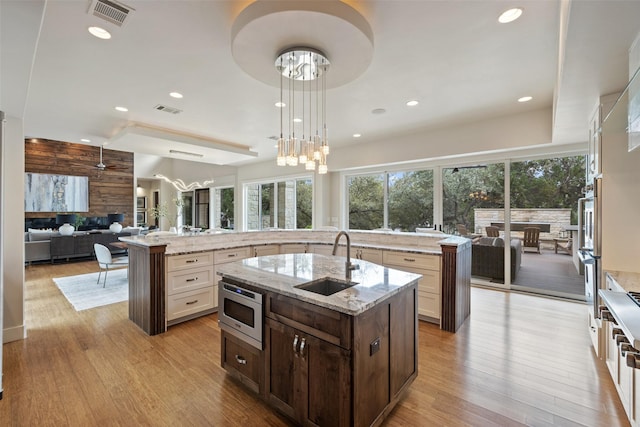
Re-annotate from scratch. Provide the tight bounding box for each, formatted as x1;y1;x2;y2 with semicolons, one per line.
293;334;299;354
186;277;198;282
299;338;306;358
403;258;416;262
186;259;198;263
235;355;247;365
186;299;199;305
228;254;237;258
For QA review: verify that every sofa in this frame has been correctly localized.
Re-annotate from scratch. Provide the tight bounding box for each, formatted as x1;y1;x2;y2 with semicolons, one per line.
25;229;133;265
471;237;522;281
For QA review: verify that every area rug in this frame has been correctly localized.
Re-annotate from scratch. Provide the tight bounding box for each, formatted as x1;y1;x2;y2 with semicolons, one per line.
53;268;128;311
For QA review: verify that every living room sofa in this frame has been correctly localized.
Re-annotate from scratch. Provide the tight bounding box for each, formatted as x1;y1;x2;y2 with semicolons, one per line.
471;237;522;281
25;229;133;264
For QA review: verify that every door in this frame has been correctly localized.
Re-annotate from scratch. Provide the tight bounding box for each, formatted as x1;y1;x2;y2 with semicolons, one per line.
265;319;297;420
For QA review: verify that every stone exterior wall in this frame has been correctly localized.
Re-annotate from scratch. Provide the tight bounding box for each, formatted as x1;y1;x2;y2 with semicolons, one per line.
246;182;297;230
473;208;571;238
246;185;260;230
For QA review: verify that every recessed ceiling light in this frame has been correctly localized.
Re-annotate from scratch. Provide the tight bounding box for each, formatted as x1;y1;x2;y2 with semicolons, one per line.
353;134;362;138
293;117;302;123
115;106;128;112
80;138;91;143
169;92;183;99
518;96;533;103
372;108;386;115
406;100;419;107
275;102;286;108
88;26;111;39
498;8;523;24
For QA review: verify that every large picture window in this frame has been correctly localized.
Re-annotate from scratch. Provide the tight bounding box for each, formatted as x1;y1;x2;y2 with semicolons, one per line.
213;187;235;229
348;169;434;231
245;177;312;231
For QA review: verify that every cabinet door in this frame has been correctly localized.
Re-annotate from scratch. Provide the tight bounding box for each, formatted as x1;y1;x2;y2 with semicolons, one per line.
253;245;280;257
265;319;297;420
265;319;351;426
280;243;308;254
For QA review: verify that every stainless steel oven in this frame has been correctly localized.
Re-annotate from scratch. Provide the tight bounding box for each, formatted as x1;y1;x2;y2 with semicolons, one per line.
218;280;263;350
578;176;602;316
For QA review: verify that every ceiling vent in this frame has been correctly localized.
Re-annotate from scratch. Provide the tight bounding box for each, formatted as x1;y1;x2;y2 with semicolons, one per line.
88;0;135;27
154;104;183;115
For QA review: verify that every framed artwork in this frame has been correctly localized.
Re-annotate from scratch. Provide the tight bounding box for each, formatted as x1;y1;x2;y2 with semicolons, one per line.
136;211;147;224
137;197;147;209
25;173;89;212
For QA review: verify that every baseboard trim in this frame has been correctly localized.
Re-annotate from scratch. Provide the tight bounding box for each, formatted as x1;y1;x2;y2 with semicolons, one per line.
3;324;26;343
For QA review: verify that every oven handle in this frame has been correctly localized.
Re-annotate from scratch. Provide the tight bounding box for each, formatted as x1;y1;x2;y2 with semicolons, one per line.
578;197;589;251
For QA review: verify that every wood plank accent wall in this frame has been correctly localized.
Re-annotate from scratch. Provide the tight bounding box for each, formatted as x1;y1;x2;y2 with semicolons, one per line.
440;240;472;333
25;138;134;225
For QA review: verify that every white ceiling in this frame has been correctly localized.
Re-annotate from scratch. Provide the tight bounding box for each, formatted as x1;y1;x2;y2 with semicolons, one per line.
2;0;640;168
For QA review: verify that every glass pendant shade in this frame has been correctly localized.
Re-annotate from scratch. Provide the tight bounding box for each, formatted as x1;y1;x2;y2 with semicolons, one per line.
275;47;330;173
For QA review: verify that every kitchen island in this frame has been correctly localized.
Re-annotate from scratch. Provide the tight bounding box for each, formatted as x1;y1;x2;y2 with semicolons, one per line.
216;252;421;427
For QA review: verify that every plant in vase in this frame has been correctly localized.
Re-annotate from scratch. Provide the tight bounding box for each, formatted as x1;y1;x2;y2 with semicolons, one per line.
150;197;184;233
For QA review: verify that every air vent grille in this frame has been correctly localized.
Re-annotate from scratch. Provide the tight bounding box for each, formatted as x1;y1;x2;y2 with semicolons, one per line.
154;104;183;115
89;0;134;27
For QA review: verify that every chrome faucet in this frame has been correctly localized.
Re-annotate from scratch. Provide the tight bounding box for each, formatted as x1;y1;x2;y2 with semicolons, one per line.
332;231;360;281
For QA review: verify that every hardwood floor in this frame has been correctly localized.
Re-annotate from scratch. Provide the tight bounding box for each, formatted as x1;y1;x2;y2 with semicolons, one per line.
1;261;629;426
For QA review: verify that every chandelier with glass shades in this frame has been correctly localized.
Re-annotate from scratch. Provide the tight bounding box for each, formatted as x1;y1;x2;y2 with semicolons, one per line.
275;48;330;174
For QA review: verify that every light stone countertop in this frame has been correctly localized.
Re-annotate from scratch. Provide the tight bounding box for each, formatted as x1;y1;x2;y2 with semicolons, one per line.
605;270;640;293
215;253;422;316
119;229;470;256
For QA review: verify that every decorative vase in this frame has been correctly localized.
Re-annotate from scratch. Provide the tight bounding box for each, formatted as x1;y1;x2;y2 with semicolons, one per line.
59;223;75;236
110;222;123;233
169;226;177;234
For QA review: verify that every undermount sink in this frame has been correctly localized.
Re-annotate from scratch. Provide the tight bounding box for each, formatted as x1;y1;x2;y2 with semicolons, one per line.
295;278;358;296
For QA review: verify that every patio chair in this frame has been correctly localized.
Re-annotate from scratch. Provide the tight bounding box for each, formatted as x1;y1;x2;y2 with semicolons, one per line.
456;224;470;236
486;226;500;237
555;238;572;255
94;243;128;287
523;227;541;254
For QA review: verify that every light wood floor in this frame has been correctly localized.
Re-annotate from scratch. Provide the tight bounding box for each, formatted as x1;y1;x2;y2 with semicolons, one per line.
0;261;629;426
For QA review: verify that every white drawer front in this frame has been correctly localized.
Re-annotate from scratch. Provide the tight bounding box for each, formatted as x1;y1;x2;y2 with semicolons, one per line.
167;267;214;295
383;251;439;271
418;291;440;319
418;270;440;294
309;244;335;255
167;287;215;321
357;248;382;264
252;245;280;257
214;247;251;264
280;243;308;254
167;251;213;271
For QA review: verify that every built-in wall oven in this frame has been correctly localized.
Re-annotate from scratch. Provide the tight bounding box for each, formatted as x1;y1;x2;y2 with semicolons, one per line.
218;279;263;350
578;175;602;316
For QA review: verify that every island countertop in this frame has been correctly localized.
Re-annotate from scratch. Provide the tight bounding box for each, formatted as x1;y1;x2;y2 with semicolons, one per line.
216;252;422;316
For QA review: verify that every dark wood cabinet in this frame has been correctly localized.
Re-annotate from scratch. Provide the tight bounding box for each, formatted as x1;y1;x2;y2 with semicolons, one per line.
265;318;351;426
221;331;263;394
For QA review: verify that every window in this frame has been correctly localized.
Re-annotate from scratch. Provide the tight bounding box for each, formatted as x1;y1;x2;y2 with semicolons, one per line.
348;169;434;231
245;177;313;231
213;187;235;229
194;188;209;229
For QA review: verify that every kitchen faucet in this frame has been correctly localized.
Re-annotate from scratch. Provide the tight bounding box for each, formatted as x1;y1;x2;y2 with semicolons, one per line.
332;231;360;281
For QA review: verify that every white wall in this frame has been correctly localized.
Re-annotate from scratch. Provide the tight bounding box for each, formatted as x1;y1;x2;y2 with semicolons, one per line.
3;116;26;343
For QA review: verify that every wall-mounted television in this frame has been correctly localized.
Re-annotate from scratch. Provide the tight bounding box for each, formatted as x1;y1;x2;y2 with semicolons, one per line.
25;173;89;212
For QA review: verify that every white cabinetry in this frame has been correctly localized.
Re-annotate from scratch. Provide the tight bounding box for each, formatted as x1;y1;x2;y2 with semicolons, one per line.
252;244;280;257
279;243;308;254
354;247;382;264
382;251;440;321
166;251;215;323
308;244;335;256
213;246;252;309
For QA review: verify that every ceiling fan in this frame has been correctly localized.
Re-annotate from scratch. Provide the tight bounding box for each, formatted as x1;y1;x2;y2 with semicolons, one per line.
95;145;127;171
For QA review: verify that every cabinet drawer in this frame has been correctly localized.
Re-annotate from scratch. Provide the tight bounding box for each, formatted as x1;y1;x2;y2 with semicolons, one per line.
357;248;382;264
418;291;440;319
167;266;214;295
167;287;215;321
279;243;308;254
214;247;251;264
419;270;440;294
167;251;213;272
252;245;280;257
308;244;334;255
222;331;262;392
267;293;352;349
383;251;439;271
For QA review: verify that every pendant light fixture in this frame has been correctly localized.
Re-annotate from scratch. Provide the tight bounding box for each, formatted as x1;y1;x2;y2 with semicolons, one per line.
275;48;330;174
